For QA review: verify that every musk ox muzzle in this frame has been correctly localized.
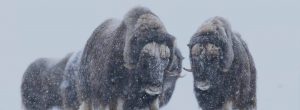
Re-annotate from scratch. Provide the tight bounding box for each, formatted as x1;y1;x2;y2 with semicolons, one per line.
194;80;211;91
139;42;170;96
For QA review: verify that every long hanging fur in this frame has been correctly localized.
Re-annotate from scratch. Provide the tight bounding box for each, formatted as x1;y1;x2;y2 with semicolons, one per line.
77;6;179;110
60;51;83;110
188;16;256;110
21;6;181;110
21;53;72;110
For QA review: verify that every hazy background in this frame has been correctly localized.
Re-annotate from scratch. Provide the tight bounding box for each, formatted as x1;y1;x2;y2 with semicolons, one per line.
1;0;299;109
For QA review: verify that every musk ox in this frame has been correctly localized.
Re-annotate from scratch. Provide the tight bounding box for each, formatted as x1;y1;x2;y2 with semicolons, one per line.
59;40;183;110
60;50;83;110
21;6;182;110
77;6;181;110
21;51;83;110
185;16;256;110
21;53;72;110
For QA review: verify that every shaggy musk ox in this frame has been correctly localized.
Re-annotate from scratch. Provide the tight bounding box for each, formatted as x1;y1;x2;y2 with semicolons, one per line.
21;53;72;110
78;6;182;110
21;6;182;110
185;16;256;110
60;51;83;110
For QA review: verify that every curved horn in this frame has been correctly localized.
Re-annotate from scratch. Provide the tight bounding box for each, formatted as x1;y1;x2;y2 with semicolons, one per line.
165;71;186;78
183;67;193;72
178;74;186;78
124;63;136;70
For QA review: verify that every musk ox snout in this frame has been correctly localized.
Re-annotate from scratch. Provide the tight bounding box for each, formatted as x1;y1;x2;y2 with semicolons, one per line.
139;42;170;95
144;65;164;96
195;80;211;91
145;85;163;96
193;70;216;91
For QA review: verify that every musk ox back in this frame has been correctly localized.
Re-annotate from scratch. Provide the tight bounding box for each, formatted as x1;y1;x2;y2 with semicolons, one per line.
186;16;256;110
21;53;72;110
77;6;180;110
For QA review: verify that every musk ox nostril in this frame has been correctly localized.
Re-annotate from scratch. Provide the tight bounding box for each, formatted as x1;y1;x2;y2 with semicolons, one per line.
145;80;163;95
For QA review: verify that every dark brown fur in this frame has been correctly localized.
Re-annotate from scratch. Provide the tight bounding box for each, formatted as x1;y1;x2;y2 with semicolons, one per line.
159;48;184;107
21;53;72;110
21;6;182;110
188;16;256;110
77;6;179;110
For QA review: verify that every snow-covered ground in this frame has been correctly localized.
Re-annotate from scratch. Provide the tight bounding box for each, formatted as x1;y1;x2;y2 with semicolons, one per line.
1;0;299;109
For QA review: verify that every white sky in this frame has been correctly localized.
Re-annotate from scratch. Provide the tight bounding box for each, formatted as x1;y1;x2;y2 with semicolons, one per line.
0;0;299;109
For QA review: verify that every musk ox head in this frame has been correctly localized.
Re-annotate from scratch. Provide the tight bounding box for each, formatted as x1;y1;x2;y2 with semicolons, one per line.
123;7;176;96
187;16;235;91
138;42;171;95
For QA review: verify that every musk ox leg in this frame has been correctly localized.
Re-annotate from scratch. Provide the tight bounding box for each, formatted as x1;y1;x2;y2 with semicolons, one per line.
116;98;125;110
109;100;117;110
149;98;159;110
98;104;107;110
222;101;233;110
91;101;104;110
237;105;256;110
90;99;108;110
109;98;124;110
80;101;92;110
